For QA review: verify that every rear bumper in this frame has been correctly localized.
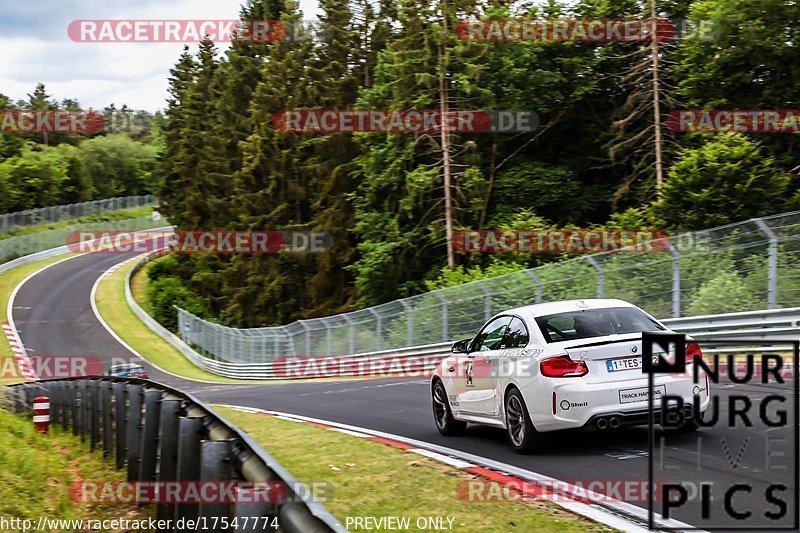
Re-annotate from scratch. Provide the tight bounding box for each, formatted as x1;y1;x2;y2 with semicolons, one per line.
525;374;710;432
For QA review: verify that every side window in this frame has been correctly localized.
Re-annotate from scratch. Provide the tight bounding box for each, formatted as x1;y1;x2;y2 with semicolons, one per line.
472;317;512;352
502;317;529;348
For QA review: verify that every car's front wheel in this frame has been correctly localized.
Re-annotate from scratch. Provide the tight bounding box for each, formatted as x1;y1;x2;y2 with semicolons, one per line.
432;380;466;436
505;388;545;454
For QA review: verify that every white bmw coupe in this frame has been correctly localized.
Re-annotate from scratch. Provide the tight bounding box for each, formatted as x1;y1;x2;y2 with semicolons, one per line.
431;299;710;453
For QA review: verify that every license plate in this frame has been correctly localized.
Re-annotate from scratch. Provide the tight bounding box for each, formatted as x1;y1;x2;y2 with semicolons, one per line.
606;357;641;372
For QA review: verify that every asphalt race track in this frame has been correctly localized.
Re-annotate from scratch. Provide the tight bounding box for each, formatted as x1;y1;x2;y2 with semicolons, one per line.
11;251;799;531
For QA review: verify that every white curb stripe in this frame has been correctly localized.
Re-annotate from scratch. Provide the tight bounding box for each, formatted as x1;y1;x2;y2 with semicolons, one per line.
329;427;371;438
409;448;474;468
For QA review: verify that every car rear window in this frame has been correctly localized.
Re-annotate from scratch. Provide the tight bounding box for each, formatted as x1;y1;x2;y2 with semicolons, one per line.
535;307;664;343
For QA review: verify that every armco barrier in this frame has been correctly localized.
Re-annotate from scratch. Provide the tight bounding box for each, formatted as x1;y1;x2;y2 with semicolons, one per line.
4;378;344;532
0;195;156;234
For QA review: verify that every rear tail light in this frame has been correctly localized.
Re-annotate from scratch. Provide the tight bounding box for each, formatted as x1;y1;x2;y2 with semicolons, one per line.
686;342;702;365
138;373;148;379
540;355;589;378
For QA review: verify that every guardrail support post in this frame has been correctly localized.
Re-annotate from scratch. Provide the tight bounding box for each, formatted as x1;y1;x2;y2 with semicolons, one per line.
90;380;101;450
368;309;382;351
399;300;413;346
433;292;448;343
126;384;144;481
156;399;182;523
586;257;603;298
78;381;88;440
138;389;163;485
668;244;681;318
343;315;355;355
70;381;81;437
25;385;38;410
753;218;778;309
49;382;62;428
523;270;543;304
476;281;492;321
198;440;233;530
112;382;127;469
175;416;204;529
101;381;113;456
298;321;311;356
82;381;92;441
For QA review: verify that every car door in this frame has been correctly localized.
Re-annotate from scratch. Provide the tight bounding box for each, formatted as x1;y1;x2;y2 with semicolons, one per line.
458;316;512;415
493;315;532;386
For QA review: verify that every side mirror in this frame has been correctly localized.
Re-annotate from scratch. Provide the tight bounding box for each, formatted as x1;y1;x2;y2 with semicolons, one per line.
451;339;470;354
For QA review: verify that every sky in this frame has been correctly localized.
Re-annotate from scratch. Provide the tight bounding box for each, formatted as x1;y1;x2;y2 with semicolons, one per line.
0;0;320;112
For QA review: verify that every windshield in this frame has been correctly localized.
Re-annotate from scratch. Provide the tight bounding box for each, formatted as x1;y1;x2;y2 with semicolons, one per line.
535;307;665;343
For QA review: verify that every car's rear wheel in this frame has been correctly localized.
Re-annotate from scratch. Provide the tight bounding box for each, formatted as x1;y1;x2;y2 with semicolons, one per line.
432;380;466;436
505;388;545;454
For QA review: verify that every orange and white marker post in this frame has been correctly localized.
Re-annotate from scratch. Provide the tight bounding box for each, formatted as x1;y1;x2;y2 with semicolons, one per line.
33;396;49;434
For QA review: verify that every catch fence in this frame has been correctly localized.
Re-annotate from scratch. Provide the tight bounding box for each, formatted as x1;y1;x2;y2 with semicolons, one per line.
176;212;800;363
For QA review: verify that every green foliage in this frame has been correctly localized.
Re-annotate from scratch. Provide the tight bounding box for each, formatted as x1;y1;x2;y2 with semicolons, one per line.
424;262;526;291
147;254;180;282
148;276;208;332
651;134;791;230
0;136;158;213
151;0;800;329
0;146;69;212
490;163;591;225
0;83;162;213
77;134;158;198
686;270;759;316
672;0;800;171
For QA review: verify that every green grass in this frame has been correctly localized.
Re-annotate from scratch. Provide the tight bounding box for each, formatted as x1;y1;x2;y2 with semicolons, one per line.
215;406;614;532
131;258;155;317
0;253;80;386
0;206;156;239
0;407;150;526
95;259;266;383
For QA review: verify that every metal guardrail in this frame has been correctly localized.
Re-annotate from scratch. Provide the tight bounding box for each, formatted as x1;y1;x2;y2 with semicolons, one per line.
0;244;71;276
0;195;157;234
663;307;800;344
4;378;344;533
0;215;165;266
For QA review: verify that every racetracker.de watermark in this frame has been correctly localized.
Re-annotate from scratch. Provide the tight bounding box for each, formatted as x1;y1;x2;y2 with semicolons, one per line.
0;110;104;134
68;20;285;42
453;230;670;254
66;230;332;254
71;480;286;504
457;478;673;504
273;354;444;379
0;355;105;379
272;110;538;133
667;110;800;133
456;18;717;42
